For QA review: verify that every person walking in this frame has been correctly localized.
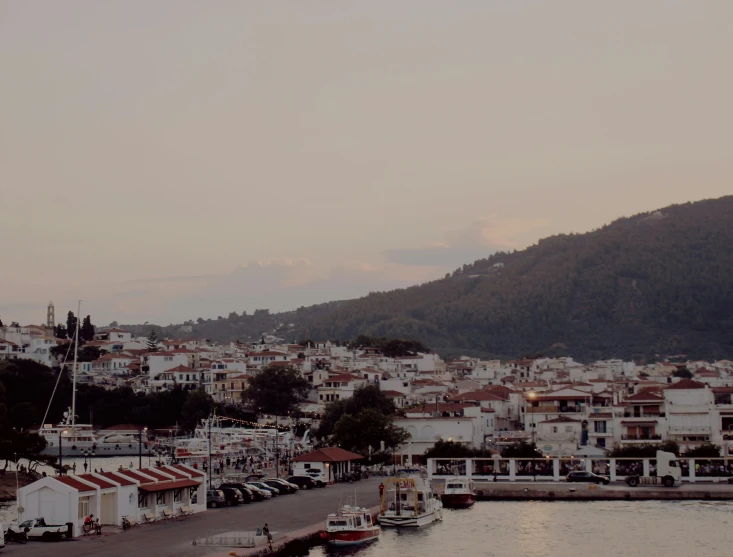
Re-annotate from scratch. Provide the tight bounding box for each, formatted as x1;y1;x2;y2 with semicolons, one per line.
378;482;385;498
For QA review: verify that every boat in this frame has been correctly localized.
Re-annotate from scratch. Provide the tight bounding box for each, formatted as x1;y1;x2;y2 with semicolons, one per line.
378;476;443;527
440;477;476;509
324;503;380;546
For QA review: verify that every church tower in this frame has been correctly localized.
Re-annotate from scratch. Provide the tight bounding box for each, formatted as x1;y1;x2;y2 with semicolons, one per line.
47;301;55;328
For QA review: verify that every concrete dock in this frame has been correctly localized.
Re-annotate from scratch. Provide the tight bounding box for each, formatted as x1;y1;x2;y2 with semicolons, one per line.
2;478;383;557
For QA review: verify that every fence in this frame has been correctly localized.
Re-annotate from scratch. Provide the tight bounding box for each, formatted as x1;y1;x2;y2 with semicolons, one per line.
192;531;257;548
428;457;733;483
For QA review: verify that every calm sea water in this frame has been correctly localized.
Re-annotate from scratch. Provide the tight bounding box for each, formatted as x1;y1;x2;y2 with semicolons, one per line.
307;500;733;557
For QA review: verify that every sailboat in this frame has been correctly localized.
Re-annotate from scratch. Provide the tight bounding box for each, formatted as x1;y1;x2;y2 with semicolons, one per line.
38;302;143;457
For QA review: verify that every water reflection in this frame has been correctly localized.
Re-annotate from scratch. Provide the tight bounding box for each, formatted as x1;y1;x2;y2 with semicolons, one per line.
305;501;733;557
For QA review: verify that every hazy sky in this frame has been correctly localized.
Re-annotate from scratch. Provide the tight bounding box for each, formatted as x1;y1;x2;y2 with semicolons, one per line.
2;1;732;326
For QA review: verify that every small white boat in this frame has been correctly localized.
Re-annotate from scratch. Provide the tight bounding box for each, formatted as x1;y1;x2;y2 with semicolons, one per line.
378;476;443;527
441;477;476;509
324;504;380;546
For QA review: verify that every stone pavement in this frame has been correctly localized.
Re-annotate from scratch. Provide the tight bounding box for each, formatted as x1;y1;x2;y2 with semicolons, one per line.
3;478;383;557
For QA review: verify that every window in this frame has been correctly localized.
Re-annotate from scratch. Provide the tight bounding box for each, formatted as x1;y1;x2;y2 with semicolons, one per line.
594;421;607;433
552;426;558;433
78;497;89;519
138;494;149;509
565;426;573;433
164;356;173;361
174;490;182;503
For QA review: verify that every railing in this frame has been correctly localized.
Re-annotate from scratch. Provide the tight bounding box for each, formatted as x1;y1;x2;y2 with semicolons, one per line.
668;427;711;433
621;434;662;441
623;413;665;418
526;406;583;414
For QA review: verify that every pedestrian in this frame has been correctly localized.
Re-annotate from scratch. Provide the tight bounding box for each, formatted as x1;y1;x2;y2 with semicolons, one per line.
378;482;384;498
73;463;77;473
83;461;88;473
129;462;133;469
262;522;272;549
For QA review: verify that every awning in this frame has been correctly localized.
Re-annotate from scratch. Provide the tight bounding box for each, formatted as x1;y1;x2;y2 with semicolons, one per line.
621;421;657;426
138;479;200;492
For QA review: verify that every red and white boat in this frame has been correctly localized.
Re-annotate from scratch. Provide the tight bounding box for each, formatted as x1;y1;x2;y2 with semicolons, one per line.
324;504;380;546
440;477;476;509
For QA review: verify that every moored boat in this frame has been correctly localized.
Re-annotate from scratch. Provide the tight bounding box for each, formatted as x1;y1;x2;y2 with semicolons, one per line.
441;477;476;509
324;504;380;546
378;476;443;527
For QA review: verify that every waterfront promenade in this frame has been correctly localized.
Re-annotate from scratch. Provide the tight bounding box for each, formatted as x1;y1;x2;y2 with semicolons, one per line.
4;478;382;557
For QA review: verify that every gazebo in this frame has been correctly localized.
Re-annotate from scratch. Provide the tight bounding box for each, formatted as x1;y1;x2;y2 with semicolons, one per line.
292;447;364;482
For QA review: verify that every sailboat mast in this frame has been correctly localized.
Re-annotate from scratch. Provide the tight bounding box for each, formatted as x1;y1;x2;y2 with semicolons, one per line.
71;300;81;429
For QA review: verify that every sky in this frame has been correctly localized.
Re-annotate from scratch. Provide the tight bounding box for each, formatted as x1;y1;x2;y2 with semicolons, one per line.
2;1;732;326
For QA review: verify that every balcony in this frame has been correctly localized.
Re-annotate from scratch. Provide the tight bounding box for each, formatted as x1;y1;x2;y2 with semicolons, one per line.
527;406;583;414
668;426;711;434
623;412;665;418
621;434;662;442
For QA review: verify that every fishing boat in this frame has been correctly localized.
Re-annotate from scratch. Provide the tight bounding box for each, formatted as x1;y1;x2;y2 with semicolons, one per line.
378;476;443;527
324;503;380;546
440;477;476;509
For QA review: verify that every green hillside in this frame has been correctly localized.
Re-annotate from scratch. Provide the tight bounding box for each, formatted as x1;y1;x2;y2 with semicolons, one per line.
295;196;733;361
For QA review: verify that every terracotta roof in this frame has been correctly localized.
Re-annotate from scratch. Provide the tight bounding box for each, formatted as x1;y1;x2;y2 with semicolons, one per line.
55;476;96;492
541;416;581;424
666;379;706;390
98;471;136;486
325;374;362;383
172;464;206;477
626;390;664;402
139;468;172;481
293;447;364;463
117;470;155;485
160;467;188;480
138;479;200;492
77;474;116;489
451;391;505;402
166;365;197;373
382;390;406;397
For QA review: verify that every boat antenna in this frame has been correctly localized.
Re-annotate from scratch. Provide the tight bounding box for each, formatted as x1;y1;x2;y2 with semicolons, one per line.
40;330;75;428
71;300;81;430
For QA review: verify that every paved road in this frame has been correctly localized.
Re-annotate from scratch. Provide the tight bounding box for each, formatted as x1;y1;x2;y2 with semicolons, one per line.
4;478;383;557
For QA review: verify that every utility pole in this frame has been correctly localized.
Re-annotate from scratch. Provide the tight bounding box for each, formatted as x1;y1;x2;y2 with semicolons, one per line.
275;415;279;478
208;416;212;488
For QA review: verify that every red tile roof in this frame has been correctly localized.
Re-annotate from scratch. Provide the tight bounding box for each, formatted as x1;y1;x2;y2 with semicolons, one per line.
98;471;136;486
293;447;364;463
451;390;505;402
77;474;116;489
117;470;155;485
172;464;206;477
55;476;96;492
626;390;664;402
160;467;188;480
138;479;200;492
139;468;172;481
666;379;706;390
541;416;581;423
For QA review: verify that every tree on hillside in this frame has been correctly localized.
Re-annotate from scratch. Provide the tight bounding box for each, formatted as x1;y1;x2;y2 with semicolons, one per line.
181;389;216;431
66;311;78;338
316;385;396;439
673;367;693;379
81;315;95;342
242;365;311;417
146;331;158;352
331;408;409;457
54;323;68;339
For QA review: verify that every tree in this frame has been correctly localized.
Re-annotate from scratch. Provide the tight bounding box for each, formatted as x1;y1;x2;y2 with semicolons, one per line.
81;315;95;342
146;331;159;352
316;385;396;439
331;408;409;457
673;367;693;379
180;389;216;431
66;311;77;339
609;441;680;458
425;439;492;459
0;318;3;327
684;443;720;458
243;365;310;417
500;442;543;458
54;323;68;339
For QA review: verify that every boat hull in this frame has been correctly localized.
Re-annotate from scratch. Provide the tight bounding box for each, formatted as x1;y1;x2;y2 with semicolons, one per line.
378;510;442;528
326;527;380;546
441;493;476;509
41;442;144;457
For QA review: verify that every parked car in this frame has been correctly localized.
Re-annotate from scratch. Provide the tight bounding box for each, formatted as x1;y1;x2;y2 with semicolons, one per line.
287;475;318;490
245;483;271;499
566;471;610;485
305;470;328;487
6;518;71;542
218;483;254;503
267;478;299;493
219;487;244;506
251;481;280;496
200;489;227;508
264;479;296;494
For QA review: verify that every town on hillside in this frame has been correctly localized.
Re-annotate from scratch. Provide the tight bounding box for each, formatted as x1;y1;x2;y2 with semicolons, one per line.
2;310;733;460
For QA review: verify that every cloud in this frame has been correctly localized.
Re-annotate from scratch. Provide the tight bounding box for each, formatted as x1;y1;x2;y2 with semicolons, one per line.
382;245;502;267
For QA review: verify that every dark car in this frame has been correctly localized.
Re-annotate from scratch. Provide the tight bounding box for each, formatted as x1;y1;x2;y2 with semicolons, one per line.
200;489;226;508
251;481;280;496
218;483;254;503
264;479;296;494
287;475;318;490
566;471;610;485
244;483;270;500
219;487;244;506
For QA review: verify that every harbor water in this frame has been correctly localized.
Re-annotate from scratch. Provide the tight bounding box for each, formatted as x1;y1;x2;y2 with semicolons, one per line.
307;500;733;557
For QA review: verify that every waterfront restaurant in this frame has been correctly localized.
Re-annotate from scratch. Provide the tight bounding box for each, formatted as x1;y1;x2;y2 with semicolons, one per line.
16;464;206;536
293;447;364;482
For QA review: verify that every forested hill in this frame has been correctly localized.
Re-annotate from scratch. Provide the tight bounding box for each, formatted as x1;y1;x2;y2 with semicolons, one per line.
126;196;733;362
294;196;733;361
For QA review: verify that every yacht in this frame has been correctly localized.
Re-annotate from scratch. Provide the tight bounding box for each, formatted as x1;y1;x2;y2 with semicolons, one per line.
378;476;443;527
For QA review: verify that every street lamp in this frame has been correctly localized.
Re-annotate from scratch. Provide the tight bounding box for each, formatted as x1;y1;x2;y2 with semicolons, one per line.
82;448;95;473
58;430;68;475
527;392;537;446
138;427;148;469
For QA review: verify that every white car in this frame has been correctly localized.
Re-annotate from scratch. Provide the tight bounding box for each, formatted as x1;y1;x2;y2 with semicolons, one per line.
305;470;328;486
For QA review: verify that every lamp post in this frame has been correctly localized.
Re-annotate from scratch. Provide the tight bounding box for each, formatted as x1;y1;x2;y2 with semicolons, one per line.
527;392;537;446
207;416;212;488
138;427;148;469
58;430;67;475
14;453;20;522
82;448;95;473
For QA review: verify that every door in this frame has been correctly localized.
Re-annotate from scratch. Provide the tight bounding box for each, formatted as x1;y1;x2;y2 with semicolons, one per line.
101;493;116;525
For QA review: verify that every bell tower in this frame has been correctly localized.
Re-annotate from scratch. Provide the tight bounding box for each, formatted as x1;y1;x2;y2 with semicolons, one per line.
47;301;55;328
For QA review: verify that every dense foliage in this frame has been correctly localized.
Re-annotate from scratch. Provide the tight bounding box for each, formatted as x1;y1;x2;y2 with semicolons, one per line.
424;440;492;459
609;441;680;457
500;442;543;458
316;385;408;458
242;364;311;416
0;360;251;433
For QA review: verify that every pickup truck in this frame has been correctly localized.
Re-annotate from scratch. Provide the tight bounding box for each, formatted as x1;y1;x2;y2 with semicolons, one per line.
6;518;71;542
